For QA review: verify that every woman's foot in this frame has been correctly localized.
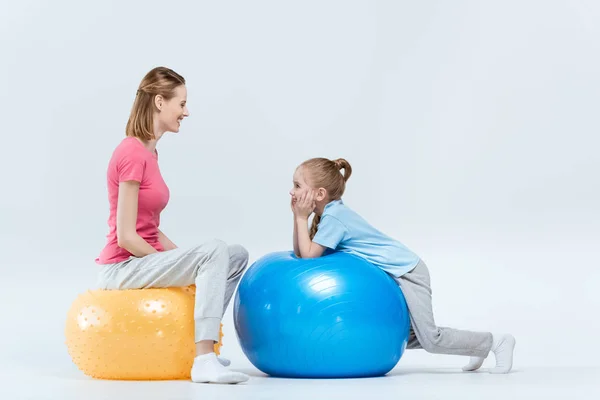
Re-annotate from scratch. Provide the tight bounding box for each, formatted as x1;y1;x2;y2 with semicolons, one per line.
195;341;231;368
217;356;231;367
191;352;249;384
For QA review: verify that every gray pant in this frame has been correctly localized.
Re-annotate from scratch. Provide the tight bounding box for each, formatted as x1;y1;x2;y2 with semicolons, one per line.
96;239;248;343
396;260;493;358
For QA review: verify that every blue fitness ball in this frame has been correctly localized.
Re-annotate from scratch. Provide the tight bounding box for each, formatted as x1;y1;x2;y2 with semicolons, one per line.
233;251;411;378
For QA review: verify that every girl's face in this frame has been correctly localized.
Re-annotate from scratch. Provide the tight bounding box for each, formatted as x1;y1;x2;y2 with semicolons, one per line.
290;167;313;202
290;166;328;211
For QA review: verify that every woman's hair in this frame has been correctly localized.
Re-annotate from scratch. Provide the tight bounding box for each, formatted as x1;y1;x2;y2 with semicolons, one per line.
125;67;186;141
300;157;352;239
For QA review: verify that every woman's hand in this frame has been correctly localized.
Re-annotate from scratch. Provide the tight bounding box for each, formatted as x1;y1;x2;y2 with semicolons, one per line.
292;190;316;219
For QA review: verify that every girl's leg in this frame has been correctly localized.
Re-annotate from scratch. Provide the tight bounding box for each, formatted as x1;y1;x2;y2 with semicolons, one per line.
406;325;424;350
97;239;249;384
397;260;515;373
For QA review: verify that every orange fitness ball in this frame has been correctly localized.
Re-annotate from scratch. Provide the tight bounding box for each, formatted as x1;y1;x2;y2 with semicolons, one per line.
65;285;223;380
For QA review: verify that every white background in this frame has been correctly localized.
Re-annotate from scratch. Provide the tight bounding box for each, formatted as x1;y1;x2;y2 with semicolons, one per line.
1;0;599;389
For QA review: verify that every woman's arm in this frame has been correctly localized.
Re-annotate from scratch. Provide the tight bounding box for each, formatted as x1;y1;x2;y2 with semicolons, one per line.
158;229;178;251
116;181;159;257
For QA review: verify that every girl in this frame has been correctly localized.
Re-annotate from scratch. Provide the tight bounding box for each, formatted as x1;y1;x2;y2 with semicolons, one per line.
290;157;516;373
95;67;249;384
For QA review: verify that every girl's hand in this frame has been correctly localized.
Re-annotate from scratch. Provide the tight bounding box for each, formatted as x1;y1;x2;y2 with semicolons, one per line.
293;190;316;219
290;194;297;212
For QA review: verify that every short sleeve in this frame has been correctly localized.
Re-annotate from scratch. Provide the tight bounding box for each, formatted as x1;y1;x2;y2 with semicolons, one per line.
313;215;348;250
117;153;145;183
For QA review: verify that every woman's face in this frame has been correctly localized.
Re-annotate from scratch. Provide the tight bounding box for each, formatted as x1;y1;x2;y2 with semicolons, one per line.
156;85;189;134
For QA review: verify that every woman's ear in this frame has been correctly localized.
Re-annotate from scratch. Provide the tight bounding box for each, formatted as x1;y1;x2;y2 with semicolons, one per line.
316;188;327;201
154;95;164;111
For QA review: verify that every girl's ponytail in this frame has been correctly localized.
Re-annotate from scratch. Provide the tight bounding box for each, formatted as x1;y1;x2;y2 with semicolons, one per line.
333;158;352;182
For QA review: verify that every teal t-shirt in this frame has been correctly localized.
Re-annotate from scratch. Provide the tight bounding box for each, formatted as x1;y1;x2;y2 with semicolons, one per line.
312;199;420;277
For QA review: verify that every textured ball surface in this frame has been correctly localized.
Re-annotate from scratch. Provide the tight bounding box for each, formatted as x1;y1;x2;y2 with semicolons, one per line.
233;251;410;378
65;286;222;380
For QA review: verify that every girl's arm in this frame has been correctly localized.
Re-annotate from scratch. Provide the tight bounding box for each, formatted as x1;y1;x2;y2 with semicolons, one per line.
291;196;301;256
293;216;301;257
116;181;160;257
158;229;178;251
293;191;325;259
295;215;326;259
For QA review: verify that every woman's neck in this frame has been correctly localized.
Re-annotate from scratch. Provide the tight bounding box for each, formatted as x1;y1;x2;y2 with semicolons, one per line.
134;133;161;154
147;120;166;152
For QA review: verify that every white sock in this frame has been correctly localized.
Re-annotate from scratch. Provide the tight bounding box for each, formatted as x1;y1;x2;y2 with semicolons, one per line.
462;355;485;372
462;333;516;372
217;356;231;367
191;352;249;384
489;334;516;374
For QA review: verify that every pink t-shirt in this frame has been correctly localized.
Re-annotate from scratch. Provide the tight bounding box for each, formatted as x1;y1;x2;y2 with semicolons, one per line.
96;137;170;264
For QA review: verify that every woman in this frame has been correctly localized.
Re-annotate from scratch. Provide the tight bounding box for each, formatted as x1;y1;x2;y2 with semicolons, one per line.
95;67;249;384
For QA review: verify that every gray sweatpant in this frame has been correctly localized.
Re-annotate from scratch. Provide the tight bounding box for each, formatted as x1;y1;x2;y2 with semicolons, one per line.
96;239;248;343
395;259;493;358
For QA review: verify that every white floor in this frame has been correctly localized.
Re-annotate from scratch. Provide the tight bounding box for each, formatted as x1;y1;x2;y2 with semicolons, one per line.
2;362;598;400
3;260;599;399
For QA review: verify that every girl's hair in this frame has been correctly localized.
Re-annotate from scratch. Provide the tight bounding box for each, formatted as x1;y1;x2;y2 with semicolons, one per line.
300;157;352;239
125;67;186;141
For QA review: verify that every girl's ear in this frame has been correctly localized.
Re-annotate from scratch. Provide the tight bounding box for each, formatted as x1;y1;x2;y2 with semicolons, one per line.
316;188;327;201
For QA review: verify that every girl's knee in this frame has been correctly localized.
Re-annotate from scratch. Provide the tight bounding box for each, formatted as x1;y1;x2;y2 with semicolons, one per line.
418;330;444;354
420;341;440;354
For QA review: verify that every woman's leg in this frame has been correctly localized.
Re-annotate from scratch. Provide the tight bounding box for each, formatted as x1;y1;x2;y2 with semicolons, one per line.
223;244;249;315
97;239;249;383
203;243;249;368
